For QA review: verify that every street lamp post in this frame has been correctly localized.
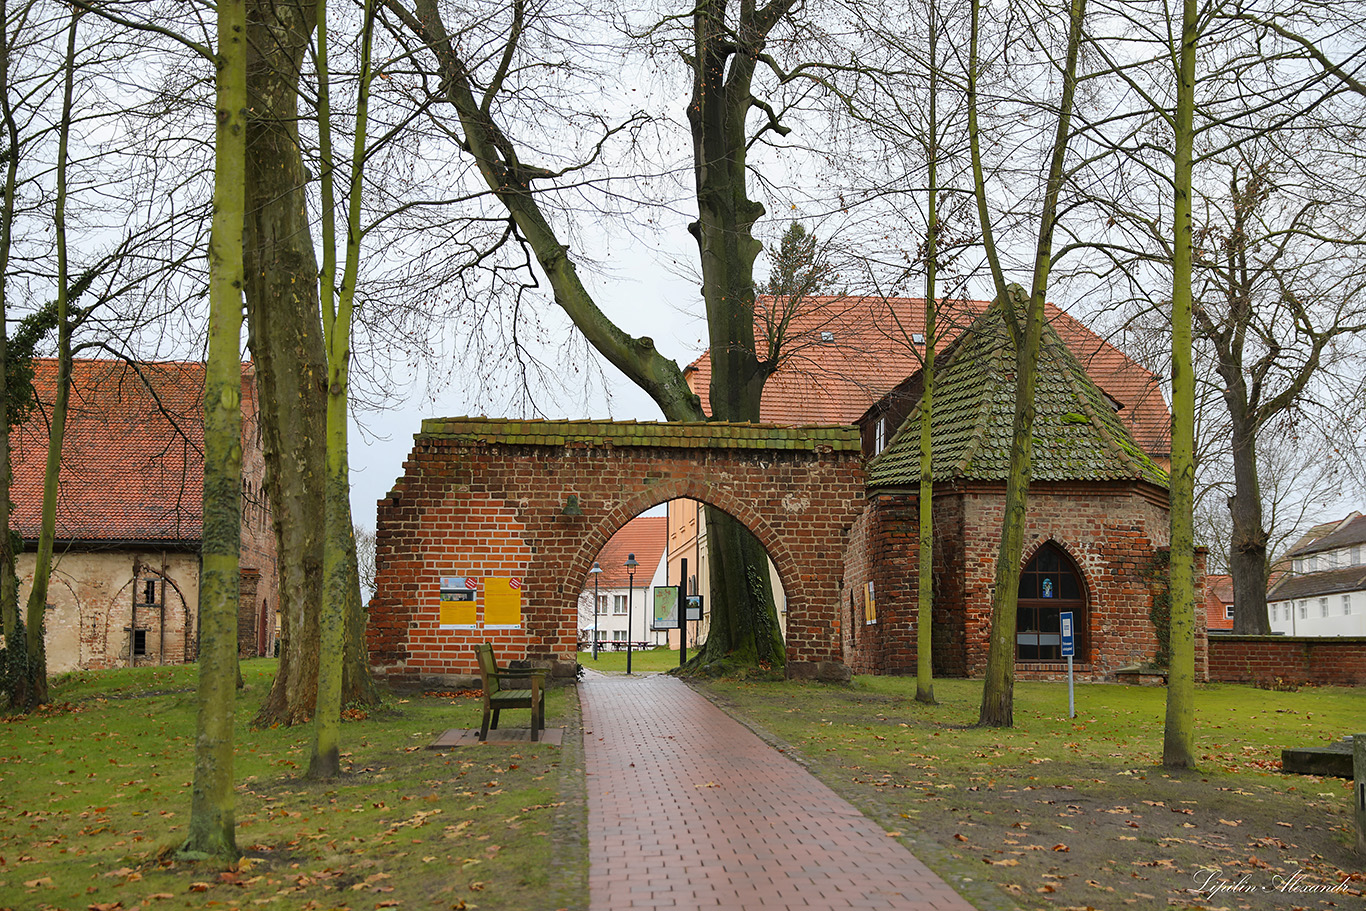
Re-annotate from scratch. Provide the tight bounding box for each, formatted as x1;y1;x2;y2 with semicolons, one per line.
590;561;602;660
625;552;638;675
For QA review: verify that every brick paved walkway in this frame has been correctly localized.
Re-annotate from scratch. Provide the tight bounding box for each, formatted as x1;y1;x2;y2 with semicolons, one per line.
581;671;979;910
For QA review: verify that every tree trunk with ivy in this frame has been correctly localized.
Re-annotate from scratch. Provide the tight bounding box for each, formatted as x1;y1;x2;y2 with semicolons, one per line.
307;0;375;779
972;0;1088;728
916;23;941;705
1162;0;1198;770
0;0;23;708
19;11;83;711
181;0;247;861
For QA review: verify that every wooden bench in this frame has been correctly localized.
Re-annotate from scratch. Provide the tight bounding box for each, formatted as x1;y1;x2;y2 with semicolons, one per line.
475;642;546;742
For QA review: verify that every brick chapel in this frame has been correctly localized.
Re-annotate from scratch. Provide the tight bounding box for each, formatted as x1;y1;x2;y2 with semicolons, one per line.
688;294;1203;681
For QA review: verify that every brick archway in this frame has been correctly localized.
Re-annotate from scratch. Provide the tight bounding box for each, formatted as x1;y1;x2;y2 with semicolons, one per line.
367;419;865;680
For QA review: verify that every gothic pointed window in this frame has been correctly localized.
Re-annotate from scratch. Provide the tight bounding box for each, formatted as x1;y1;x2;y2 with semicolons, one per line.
1017;542;1087;661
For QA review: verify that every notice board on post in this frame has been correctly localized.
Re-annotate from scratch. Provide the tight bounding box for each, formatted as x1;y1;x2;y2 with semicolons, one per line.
483;577;523;629
652;586;679;630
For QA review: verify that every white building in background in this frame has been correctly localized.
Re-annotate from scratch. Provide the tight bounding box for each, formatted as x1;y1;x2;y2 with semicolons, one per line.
577;516;669;650
1267;512;1366;637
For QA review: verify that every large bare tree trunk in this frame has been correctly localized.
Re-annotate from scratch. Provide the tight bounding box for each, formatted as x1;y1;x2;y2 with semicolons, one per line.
387;0;795;674
683;0;795;672
245;0;375;724
1226;397;1271;634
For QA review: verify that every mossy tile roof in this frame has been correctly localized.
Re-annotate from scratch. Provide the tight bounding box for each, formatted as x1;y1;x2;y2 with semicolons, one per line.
867;304;1169;488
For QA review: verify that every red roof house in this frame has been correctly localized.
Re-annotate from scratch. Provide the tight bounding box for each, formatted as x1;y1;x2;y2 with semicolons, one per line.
12;359;277;670
1203;574;1234;631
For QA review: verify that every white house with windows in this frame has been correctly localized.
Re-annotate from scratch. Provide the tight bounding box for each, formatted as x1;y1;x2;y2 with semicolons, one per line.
1267;511;1366;636
576;516;670;651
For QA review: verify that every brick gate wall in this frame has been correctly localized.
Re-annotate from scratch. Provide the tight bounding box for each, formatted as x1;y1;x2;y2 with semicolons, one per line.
368;419;866;682
1207;636;1366;686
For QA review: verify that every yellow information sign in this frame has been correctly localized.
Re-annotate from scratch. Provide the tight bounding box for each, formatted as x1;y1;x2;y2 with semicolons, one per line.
484;577;523;629
439;577;477;629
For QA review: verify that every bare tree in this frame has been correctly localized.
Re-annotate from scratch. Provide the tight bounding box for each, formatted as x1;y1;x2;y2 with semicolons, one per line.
375;0;864;672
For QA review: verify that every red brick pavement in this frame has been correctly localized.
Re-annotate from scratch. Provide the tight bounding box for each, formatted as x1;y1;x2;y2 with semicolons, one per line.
581;672;979;910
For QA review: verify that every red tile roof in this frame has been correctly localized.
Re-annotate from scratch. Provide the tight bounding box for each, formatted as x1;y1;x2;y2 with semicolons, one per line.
685;296;1171;457
12;359;257;544
590;516;667;589
1203;573;1233;630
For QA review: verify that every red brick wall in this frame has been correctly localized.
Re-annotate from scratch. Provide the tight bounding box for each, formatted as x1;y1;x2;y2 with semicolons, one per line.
845;479;1209;681
369;424;866;681
1207;636;1366;686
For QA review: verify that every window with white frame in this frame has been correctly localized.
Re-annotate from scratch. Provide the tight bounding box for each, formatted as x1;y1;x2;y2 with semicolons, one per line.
597;594;609;615
613;595;628;615
612;629;627;642
1353;546;1362;565
1319;597;1329;617
1344;595;1353;616
1294;558;1305;573
1224;604;1234;620
1298;600;1308;619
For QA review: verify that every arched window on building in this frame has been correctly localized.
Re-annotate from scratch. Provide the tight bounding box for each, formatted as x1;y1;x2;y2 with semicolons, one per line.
1017;542;1087;661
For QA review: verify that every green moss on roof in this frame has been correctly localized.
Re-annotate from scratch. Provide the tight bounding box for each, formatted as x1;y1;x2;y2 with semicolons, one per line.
419;417;862;452
868;303;1169;489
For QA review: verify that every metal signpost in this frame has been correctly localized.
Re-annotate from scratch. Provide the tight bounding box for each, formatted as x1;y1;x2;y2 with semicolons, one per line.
590;561;602;659
679;558;689;667
1060;610;1075;719
625;553;638;675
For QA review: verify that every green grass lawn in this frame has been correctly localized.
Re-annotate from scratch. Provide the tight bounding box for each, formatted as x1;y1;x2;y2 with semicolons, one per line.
0;660;586;911
6;661;1361;911
702;676;1365;911
577;646;684;674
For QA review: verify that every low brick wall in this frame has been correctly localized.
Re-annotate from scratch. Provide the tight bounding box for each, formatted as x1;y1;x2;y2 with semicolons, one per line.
1207;635;1366;686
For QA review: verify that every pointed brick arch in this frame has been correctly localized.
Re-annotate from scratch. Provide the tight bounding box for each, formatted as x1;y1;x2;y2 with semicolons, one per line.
367;419;865;680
